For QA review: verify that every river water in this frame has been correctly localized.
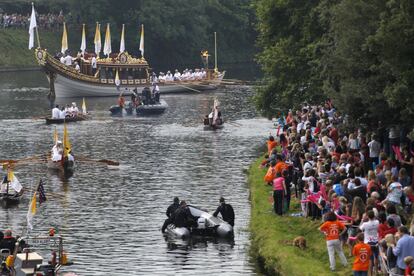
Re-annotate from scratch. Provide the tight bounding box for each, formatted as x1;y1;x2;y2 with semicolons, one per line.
0;71;272;275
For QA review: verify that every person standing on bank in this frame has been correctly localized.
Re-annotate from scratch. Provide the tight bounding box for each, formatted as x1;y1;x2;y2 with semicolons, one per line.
392;226;414;274
272;171;287;215
161;197;180;233
319;211;348;271
213;197;235;226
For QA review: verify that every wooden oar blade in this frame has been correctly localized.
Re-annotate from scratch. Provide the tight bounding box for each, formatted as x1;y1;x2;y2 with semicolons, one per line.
98;159;120;166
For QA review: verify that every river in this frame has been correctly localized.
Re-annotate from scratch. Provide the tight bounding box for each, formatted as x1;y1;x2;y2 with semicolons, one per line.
0;71;272;275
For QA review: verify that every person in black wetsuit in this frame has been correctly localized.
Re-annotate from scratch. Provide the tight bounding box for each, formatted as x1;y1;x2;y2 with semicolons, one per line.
172;201;197;229
161;197;180;233
213;197;235;226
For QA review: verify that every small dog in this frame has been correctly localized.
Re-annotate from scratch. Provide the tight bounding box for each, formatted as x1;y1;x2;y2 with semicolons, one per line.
280;236;307;250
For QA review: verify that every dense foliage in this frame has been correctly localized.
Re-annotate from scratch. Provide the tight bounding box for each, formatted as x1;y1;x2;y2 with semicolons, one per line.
1;0;256;72
254;0;414;129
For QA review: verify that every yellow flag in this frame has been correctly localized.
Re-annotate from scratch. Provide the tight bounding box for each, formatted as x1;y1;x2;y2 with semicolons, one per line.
139;24;144;57
63;123;71;157
53;126;58;145
27;192;37;230
103;23;112;56
7;169;13;182
120;24;125;53
80;23;86;54
82;97;87;114
61;22;68;54
94;22;101;55
115;69;120;86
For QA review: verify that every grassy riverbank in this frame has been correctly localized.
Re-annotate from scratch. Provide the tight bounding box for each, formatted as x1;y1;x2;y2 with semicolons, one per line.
248;157;353;275
0;29;79;68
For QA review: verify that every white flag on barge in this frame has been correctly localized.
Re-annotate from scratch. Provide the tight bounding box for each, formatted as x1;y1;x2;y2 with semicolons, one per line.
120;24;125;53
94;22;101;56
61;22;68;54
103;23;112;56
28;3;37;49
80;24;86;55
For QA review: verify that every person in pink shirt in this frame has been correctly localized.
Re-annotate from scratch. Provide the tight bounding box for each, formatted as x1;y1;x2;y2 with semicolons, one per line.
273;171;287;215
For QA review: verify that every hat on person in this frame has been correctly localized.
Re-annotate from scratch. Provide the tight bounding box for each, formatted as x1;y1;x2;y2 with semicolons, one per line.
72;102;76;106
219;197;225;203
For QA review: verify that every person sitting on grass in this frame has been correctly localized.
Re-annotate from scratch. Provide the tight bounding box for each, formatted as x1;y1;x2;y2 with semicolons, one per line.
319;211;348;271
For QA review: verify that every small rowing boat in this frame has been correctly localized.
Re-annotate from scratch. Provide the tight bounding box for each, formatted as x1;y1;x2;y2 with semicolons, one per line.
0;169;24;206
47;124;75;175
203;97;223;130
45;115;87;125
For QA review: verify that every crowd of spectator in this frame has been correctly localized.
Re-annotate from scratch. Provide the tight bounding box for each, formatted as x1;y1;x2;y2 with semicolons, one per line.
0;11;64;30
261;100;414;275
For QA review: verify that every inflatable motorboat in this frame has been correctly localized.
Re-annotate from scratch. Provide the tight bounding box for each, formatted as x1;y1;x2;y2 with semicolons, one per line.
109;101;134;116
166;205;233;239
136;99;168;115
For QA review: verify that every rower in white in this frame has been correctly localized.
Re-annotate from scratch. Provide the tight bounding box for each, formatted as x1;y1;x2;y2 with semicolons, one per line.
52;141;63;162
52;105;60;119
165;71;174;82
174;69;181;81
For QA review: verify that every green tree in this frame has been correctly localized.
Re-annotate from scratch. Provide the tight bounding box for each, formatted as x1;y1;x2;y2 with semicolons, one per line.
367;0;414;128
253;0;325;118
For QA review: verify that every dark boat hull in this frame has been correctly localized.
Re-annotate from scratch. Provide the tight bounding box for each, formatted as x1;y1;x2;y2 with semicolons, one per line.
165;205;233;239
45;116;87;125
109;105;123;116
0;193;22;206
47;159;75;175
136;100;168;115
203;124;224;131
109;101;134;116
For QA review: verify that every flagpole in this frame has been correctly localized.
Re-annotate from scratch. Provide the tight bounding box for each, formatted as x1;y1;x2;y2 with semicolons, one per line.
25;179;35;236
36;26;41;48
214;32;217;72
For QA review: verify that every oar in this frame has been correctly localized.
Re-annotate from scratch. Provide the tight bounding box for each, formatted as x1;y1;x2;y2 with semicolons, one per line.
227;121;241;127
169;82;201;93
0;154;47;165
77;155;120;166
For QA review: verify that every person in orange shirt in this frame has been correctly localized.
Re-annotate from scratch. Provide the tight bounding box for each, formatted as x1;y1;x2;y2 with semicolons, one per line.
264;160;277;184
267;136;278;155
319;211;348;271
352;233;372;276
274;155;288;175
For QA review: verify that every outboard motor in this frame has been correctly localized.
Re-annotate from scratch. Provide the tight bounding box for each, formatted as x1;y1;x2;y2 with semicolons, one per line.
197;217;206;229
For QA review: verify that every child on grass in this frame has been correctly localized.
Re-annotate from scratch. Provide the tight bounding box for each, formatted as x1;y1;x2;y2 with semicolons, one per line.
352;232;372;276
